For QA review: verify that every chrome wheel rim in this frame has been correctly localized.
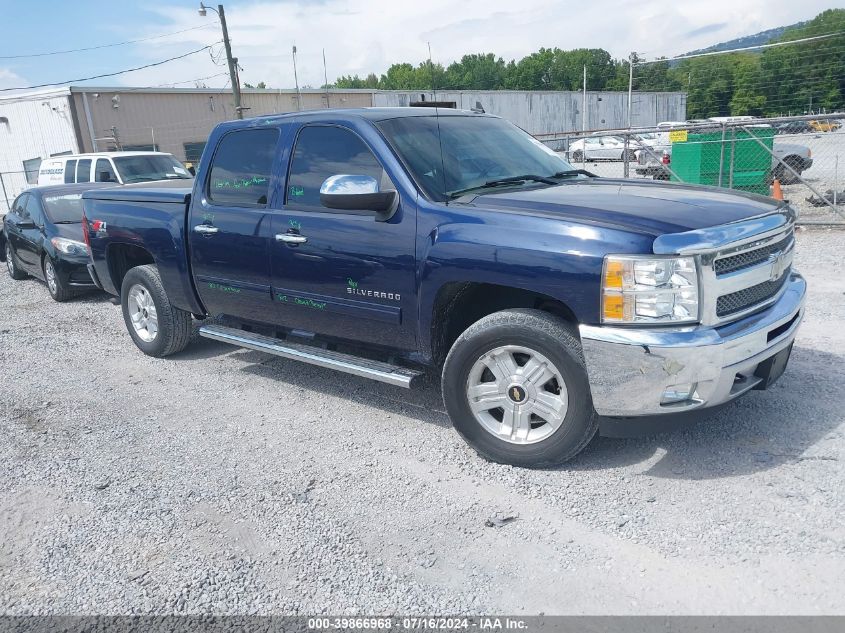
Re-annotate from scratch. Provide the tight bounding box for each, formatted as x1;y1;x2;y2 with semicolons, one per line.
6;245;14;275
127;284;158;342
466;345;568;445
45;260;57;294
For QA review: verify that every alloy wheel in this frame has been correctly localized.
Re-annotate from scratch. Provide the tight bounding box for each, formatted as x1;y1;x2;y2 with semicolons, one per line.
466;345;569;445
127;284;159;342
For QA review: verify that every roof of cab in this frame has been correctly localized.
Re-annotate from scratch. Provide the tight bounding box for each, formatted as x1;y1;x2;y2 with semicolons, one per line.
41;151;174;160
222;107;493;128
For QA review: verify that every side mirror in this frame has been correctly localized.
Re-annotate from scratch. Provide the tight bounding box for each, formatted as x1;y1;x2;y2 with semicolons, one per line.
16;220;36;230
319;174;398;221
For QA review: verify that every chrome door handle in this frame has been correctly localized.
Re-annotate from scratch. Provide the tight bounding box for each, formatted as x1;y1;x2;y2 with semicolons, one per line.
194;224;219;235
276;233;307;244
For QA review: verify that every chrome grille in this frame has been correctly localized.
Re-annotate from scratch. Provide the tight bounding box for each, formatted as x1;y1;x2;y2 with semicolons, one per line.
714;234;794;276
716;272;790;317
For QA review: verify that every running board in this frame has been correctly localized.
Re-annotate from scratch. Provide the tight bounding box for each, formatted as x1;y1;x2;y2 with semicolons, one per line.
199;324;423;388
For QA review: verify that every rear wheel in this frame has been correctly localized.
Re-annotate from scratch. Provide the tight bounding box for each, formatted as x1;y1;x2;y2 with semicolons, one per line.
6;243;27;280
442;309;598;468
571;150;584;162
120;264;192;357
772;157;804;185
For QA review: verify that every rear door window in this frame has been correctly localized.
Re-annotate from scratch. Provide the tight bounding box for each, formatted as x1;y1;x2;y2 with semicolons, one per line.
64;160;77;184
76;159;92;183
207;128;279;207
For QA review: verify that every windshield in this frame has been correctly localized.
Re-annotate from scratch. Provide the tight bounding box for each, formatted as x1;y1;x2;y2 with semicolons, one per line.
375;115;574;201
42;193;84;223
113;155;192;184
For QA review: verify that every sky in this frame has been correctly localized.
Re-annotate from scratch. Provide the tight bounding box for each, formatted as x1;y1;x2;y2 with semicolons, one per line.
0;0;842;93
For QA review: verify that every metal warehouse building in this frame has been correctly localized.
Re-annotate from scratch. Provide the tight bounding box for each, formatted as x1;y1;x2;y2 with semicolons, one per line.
0;86;686;208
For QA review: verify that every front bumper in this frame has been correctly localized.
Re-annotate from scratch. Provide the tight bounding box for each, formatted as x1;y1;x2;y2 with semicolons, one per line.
53;256;96;287
579;271;806;417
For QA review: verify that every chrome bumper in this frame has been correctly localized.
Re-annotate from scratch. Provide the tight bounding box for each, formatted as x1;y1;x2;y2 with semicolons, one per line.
579;271;806;417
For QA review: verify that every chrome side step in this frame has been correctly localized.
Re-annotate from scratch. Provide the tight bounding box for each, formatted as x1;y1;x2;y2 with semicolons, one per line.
199;324;423;389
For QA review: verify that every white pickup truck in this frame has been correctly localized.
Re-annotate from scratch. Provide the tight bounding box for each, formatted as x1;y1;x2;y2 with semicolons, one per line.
634;119;813;184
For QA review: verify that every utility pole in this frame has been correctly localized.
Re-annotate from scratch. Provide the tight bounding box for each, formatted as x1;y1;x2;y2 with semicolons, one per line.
199;3;244;119
627;52;635;129
292;45;302;111
582;65;587;132
323;48;330;108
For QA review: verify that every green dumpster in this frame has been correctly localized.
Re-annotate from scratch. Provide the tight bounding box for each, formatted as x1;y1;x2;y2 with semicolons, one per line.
669;127;775;195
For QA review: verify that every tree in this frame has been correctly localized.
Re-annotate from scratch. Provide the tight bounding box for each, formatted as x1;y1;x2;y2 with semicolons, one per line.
760;9;845;114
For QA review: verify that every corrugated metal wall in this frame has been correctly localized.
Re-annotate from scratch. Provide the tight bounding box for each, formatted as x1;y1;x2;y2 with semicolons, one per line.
0;89;80;208
373;90;687;134
74;88;375;160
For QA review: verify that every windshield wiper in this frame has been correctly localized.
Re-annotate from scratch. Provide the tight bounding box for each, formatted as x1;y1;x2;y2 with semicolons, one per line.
449;174;557;198
53;220;80;224
551;169;597;178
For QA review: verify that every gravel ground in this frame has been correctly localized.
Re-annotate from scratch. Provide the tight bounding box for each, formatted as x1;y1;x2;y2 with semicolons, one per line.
1;229;844;616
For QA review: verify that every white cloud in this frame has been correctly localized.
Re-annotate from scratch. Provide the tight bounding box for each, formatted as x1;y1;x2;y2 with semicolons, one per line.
121;0;837;89
0;68;27;90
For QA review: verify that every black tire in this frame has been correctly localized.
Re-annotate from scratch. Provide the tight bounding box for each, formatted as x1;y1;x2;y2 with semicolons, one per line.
777;157;804;185
120;264;192;357
43;256;76;302
571;150;584;162
5;242;27;280
442;308;598;468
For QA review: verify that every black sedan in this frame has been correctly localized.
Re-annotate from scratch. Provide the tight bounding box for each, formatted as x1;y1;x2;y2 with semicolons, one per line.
3;183;114;301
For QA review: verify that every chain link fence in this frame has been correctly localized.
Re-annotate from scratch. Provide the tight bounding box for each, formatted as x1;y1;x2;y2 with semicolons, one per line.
0;169;30;213
536;113;845;225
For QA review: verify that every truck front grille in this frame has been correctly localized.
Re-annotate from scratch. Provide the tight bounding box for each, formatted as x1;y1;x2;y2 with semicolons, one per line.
714;234;794;276
716;272;790;317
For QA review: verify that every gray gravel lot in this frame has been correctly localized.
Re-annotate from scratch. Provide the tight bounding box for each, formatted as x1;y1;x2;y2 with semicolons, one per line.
1;229;844;615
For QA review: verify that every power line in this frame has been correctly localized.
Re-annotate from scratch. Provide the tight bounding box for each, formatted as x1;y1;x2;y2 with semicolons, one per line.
639;30;845;65
0;24;217;59
0;45;218;92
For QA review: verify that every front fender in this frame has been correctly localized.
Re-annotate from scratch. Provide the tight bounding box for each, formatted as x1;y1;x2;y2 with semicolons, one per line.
416;218;651;359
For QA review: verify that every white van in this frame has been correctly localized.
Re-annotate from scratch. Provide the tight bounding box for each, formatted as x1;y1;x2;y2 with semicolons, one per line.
37;152;192;186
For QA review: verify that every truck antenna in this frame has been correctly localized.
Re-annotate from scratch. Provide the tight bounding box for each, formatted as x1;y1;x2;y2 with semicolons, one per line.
427;42;448;203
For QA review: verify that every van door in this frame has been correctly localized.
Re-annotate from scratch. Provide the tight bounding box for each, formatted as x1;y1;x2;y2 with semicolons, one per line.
94;158;118;183
189;127;281;321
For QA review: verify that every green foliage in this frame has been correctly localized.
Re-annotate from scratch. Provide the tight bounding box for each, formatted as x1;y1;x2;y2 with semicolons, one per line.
326;9;844;117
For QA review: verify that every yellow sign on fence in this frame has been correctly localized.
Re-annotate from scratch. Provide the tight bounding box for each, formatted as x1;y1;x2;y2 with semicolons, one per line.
669;130;688;143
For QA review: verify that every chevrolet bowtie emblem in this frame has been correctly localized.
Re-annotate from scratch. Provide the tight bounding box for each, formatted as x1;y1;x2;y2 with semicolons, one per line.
769;250;787;282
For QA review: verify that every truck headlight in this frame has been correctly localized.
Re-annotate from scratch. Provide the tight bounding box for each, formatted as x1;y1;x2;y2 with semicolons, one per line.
51;237;88;256
601;255;699;324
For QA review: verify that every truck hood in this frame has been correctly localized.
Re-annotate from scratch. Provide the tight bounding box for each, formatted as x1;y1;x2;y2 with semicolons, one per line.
469;179;783;236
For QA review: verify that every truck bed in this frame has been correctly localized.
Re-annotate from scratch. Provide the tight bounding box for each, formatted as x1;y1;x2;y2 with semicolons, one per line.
82;182;202;315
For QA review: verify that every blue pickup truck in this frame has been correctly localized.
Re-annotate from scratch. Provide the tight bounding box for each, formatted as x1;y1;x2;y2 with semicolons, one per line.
82;108;806;466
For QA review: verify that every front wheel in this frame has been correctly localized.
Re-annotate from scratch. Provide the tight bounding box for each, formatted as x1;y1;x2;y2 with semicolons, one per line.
442;309;598;468
571;150;584;162
120;264;192;357
43;256;75;302
6;242;27;280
